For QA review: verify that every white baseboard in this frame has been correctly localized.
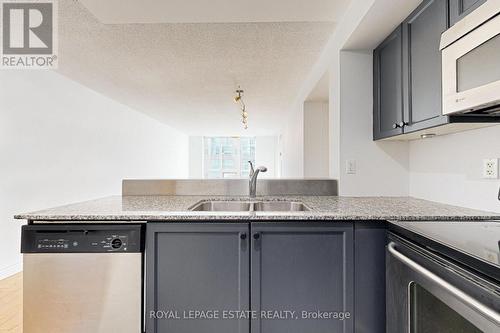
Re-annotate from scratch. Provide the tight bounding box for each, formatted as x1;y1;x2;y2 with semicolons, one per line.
0;262;22;280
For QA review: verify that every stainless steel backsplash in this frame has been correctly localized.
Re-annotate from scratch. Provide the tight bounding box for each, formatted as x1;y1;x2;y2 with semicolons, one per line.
122;179;338;196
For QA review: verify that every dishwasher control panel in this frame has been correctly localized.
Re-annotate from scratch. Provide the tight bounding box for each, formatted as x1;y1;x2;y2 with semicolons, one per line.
35;234;128;251
21;225;143;253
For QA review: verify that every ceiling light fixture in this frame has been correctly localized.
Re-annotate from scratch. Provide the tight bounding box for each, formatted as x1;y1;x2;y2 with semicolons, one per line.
234;88;248;129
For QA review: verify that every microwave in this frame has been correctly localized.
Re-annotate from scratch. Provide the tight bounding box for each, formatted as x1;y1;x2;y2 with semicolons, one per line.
441;0;500;116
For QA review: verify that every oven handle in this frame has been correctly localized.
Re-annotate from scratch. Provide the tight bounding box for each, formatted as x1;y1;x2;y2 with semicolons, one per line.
388;242;500;325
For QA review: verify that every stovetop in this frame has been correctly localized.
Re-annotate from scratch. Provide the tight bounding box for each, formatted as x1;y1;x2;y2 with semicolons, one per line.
389;221;500;271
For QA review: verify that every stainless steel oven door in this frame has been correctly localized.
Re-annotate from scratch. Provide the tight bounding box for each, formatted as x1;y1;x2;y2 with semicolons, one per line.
442;9;500;115
386;238;500;333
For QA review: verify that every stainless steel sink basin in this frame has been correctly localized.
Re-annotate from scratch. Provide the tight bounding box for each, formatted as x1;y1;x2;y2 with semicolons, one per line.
189;200;310;212
189;201;252;212
253;201;310;212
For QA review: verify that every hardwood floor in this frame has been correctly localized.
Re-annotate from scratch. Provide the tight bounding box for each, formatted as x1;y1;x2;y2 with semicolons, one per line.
0;273;22;333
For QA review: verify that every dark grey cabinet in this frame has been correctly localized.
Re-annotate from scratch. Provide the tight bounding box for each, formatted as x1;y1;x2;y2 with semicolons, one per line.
146;223;250;333
250;223;354;333
449;0;487;26
374;0;448;140
372;0;498;140
354;223;387;333
147;222;355;333
402;0;449;133
373;26;404;140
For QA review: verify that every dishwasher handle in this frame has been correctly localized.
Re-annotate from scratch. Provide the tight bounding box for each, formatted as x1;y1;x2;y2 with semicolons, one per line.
388;242;500;325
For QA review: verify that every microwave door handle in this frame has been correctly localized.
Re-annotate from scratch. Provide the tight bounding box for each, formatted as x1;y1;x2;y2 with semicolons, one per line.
388;242;500;325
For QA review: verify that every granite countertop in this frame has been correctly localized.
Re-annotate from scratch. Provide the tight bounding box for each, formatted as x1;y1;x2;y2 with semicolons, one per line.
14;195;500;222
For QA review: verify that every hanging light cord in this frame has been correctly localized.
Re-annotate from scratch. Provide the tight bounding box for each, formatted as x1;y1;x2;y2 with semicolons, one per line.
234;88;248;129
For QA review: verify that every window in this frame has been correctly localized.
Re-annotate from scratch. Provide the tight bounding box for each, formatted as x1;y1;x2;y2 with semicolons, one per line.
203;137;256;179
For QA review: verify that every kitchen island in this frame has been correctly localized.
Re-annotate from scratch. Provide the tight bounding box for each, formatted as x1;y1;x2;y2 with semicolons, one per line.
16;180;500;333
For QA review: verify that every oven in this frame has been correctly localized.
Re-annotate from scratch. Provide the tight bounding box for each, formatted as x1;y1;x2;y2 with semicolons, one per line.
441;0;500;116
386;233;500;333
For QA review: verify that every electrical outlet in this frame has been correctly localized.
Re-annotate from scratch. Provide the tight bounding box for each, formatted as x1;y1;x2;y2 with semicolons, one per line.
346;160;356;174
483;159;498;179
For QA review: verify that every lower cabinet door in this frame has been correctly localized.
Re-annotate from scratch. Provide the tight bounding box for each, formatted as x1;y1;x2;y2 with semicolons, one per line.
250;223;354;333
146;223;250;333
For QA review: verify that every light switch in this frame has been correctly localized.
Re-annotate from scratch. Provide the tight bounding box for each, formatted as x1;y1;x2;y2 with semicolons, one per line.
346;160;356;174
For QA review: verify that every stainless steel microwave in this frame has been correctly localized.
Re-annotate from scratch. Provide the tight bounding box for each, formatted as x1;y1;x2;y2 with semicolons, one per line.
441;0;500;116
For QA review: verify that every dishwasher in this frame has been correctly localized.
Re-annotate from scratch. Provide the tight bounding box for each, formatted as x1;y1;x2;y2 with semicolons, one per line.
21;224;144;333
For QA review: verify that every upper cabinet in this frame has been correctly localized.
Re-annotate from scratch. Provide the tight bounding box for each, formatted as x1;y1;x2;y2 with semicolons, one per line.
373;27;404;140
373;0;499;141
402;0;449;133
449;0;487;26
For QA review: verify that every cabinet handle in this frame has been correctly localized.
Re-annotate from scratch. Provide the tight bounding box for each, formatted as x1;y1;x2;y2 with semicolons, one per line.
393;122;408;129
240;233;247;240
253;233;261;251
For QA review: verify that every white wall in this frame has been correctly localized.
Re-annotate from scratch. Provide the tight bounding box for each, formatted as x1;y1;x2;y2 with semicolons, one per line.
282;8;413;193
188;136;204;178
338;51;409;196
282;0;378;179
282;0;418;196
409;125;500;213
0;70;189;279
281;103;304;177
304;102;329;178
255;136;279;178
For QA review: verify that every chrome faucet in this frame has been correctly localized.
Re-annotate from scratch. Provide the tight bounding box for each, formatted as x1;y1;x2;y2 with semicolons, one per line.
248;161;267;198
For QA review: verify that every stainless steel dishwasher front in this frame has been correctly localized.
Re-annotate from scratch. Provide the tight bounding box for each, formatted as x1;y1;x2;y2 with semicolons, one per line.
21;224;144;333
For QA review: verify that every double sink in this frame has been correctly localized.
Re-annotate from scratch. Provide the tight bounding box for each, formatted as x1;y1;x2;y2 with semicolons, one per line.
189;200;311;212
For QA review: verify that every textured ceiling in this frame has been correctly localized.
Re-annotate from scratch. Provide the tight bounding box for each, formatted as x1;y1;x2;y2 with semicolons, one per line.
57;1;340;135
79;0;351;24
